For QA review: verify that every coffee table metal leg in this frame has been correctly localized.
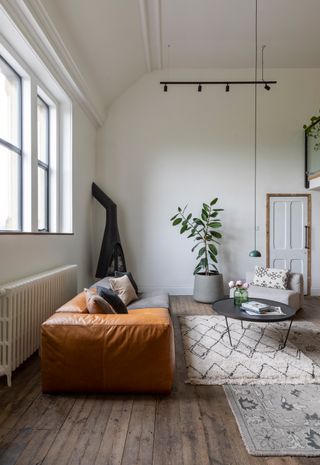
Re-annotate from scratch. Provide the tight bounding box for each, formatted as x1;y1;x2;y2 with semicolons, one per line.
241;320;243;330
225;317;232;346
279;317;294;350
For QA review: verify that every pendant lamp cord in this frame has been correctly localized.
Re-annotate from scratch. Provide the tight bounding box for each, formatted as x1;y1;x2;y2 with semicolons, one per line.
254;0;258;250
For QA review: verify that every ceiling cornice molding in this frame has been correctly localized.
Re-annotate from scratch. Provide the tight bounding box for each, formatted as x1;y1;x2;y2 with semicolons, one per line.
1;0;104;127
154;0;163;69
141;0;162;71
138;0;152;72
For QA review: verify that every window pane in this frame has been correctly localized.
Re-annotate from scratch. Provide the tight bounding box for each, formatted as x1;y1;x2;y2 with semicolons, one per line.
0;144;20;230
0;57;21;147
37;97;49;163
38;166;48;231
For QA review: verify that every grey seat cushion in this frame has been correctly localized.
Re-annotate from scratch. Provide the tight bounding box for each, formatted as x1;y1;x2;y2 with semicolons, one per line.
92;278;169;310
92;277;112;289
247;285;301;311
128;291;169;310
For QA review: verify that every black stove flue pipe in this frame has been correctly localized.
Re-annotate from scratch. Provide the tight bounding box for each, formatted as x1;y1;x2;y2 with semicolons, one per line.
92;182;127;278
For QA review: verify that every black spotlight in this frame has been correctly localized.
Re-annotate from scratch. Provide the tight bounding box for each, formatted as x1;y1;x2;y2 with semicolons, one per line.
226;83;230;92
164;84;168;92
198;83;202;92
264;83;271;91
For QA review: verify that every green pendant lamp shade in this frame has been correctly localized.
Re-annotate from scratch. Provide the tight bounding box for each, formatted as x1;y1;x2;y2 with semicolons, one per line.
249;0;261;258
249;249;261;257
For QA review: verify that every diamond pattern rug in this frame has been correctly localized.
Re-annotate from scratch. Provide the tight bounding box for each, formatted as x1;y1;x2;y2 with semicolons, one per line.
179;315;320;385
224;384;320;456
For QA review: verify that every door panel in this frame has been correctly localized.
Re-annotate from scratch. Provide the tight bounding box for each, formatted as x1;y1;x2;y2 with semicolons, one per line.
290;258;304;274
273;202;286;249
268;195;310;295
273;258;286;269
290;202;303;249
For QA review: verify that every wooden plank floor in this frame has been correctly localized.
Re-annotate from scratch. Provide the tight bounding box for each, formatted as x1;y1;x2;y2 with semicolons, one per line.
0;296;319;465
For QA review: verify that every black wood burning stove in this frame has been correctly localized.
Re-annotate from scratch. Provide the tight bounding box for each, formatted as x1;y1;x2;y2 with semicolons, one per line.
92;182;127;278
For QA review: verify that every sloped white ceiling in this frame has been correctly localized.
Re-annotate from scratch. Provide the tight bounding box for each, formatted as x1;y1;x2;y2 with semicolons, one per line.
41;0;147;111
40;0;320;112
160;0;320;69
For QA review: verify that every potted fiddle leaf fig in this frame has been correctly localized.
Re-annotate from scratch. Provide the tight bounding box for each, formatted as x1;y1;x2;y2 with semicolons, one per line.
170;198;224;303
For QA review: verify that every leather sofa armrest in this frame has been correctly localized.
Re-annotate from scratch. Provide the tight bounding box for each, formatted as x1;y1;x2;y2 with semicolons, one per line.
55;291;88;314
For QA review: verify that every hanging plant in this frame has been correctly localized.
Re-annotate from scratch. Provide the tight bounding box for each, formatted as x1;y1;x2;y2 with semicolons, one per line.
303;111;320;151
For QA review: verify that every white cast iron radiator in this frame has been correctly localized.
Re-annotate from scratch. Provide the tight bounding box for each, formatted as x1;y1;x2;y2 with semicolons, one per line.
0;265;77;386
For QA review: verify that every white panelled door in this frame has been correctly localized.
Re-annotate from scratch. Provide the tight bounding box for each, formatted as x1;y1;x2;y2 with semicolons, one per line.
268;195;310;295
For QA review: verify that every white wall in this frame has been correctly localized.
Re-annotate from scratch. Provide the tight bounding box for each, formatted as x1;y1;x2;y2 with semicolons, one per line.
0;101;96;290
96;68;320;295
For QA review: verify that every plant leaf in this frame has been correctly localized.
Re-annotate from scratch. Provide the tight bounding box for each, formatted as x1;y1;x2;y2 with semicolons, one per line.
209;243;218;255
196;247;206;259
211;231;222;239
201;210;208;221
170;214;178;221
209;222;222;228
194;263;202;275
210;198;218;206
191;243;201;252
209;251;217;263
210;211;218;218
173;218;182;226
194;218;205;227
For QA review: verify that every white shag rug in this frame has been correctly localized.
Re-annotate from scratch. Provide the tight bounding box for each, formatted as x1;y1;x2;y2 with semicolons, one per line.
179;315;320;385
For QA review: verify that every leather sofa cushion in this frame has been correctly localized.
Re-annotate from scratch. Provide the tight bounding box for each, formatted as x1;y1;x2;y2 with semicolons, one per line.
41;308;175;394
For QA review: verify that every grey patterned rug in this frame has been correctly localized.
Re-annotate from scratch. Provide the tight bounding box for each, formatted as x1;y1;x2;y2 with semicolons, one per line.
224;384;320;456
179;315;320;385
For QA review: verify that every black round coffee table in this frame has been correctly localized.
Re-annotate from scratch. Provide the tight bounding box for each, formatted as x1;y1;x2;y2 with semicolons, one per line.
212;297;297;350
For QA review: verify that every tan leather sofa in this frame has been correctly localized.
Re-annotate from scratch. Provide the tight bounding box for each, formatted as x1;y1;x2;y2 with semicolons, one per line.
41;292;175;394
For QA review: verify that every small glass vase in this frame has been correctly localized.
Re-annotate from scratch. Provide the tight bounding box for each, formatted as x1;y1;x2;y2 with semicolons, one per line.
234;288;248;306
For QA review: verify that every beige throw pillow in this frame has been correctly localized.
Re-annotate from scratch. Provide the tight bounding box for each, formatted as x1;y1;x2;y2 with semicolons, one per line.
109;275;138;306
84;288;115;314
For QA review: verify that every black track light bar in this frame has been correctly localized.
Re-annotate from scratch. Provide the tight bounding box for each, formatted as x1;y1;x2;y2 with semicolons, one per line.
161;80;276;87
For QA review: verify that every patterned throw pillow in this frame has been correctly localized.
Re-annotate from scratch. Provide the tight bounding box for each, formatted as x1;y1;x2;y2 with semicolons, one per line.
253;266;289;290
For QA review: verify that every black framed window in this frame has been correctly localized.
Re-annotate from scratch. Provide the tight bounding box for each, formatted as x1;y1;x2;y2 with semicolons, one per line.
37;95;50;231
0;55;22;231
